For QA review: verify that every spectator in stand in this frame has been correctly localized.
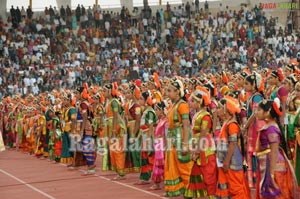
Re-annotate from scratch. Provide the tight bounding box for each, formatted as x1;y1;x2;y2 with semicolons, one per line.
0;1;298;101
26;5;33;19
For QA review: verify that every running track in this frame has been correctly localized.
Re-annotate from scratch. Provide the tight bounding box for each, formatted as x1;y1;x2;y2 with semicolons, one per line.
0;150;255;199
0;150;172;199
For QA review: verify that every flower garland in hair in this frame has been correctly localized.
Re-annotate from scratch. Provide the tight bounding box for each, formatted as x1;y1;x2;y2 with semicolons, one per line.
176;79;185;98
71;95;76;106
162;100;170;115
254;72;262;92
170;79;185;98
206;80;214;90
272;98;282;117
190;78;200;86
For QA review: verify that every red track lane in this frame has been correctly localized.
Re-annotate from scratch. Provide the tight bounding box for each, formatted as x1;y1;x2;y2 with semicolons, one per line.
0;150;177;199
0;150;255;199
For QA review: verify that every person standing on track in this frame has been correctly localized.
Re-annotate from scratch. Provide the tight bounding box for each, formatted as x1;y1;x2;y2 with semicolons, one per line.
164;78;193;197
103;82;127;180
79;84;96;175
61;94;77;165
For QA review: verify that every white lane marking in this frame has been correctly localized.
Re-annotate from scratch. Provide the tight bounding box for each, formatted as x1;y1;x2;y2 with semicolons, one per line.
0;169;56;199
78;169;168;199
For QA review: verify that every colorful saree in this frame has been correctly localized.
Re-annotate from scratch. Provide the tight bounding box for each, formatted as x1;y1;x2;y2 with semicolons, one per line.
165;100;193;197
246;92;265;188
293;109;300;187
185;110;217;198
61;106;76;164
256;124;299;199
106;98;127;177
124;101;142;173
151;116;167;183
35;115;46;157
139;106;157;181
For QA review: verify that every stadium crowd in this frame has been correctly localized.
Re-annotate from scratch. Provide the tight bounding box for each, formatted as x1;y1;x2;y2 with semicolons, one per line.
0;1;299;99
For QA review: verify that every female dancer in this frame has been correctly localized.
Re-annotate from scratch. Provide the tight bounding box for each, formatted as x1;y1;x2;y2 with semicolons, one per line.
49;109;62;163
185;87;217;198
255;98;299;198
53;111;62;163
103;83;127;180
4;103;15;149
283;75;299;160
124;83;142;172
265;70;283;99
61;95;77;165
216;95;251;199
48;108;56;161
92;92;107;170
292;81;300;188
150;100;168;190
244;72;265;188
35;106;47;158
135;91;158;185
164;78;193;197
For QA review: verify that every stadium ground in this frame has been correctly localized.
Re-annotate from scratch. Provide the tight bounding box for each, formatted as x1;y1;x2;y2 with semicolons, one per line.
0;150;255;199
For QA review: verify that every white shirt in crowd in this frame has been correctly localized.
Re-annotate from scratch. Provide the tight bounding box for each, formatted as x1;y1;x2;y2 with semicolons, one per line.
69;71;76;82
32;85;39;95
22;87;27;95
133;57;139;65
143;71;149;82
36;51;42;60
105;21;110;31
186;61;192;68
133;64;139;73
29;77;36;87
218;17;224;26
24;77;30;87
180;58;187;66
143;18;148;26
8;84;14;94
37;77;43;85
172;16;177;24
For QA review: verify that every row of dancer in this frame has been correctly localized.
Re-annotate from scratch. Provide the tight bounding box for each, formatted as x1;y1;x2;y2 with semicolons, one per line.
1;67;300;198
